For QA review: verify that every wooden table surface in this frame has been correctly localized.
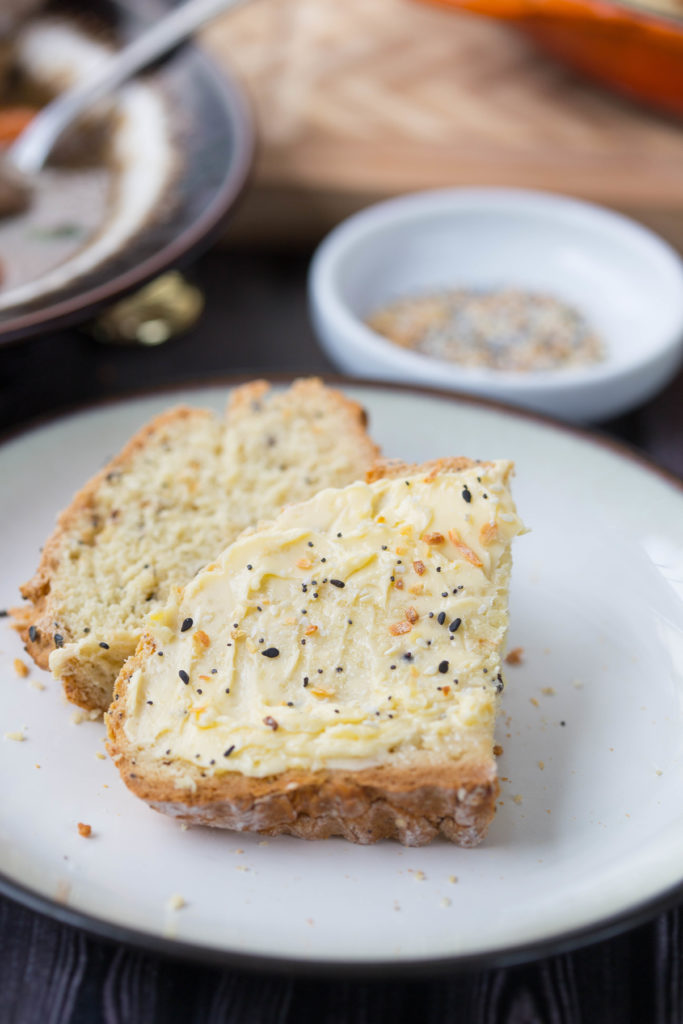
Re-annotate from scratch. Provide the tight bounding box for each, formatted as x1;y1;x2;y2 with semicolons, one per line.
1;246;683;1022
203;0;683;249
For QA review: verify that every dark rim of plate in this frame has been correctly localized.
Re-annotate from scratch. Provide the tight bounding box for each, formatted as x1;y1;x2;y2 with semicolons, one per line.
1;373;682;978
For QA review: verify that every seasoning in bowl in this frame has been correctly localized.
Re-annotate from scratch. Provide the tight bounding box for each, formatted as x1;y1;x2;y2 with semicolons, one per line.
366;288;605;372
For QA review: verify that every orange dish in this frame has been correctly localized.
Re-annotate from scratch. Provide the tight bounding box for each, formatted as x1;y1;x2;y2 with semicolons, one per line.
421;0;683;116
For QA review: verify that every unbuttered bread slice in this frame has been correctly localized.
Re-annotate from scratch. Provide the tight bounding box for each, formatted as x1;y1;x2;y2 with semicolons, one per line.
18;379;379;712
107;457;524;847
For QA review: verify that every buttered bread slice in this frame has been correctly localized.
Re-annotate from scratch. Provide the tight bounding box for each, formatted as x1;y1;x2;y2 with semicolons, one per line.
18;379;378;712
107;457;524;846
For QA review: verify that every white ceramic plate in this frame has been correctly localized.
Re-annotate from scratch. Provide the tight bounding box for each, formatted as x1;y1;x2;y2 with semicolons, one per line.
1;381;683;974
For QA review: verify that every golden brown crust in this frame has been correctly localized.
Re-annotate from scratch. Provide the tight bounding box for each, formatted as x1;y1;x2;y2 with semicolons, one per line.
15;407;214;688
15;406;212;690
106;453;506;847
367;455;488;483
108;653;497;846
227;377;375;450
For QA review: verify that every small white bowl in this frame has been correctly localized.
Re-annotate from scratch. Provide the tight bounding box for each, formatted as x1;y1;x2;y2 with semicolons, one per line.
309;188;683;422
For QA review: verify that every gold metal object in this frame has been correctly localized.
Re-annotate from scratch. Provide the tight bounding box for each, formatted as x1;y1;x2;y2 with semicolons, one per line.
89;271;204;345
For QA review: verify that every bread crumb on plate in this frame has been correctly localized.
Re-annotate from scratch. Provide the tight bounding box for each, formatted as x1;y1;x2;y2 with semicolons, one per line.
505;646;524;665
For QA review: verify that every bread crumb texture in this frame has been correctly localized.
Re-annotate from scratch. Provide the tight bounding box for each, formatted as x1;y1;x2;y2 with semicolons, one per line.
18;380;379;711
107;458;523;846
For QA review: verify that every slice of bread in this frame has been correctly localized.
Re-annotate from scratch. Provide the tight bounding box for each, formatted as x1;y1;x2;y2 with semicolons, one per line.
107;457;524;846
18;379;379;712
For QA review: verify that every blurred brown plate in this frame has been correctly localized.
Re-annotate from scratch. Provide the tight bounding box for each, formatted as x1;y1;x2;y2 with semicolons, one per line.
0;0;253;346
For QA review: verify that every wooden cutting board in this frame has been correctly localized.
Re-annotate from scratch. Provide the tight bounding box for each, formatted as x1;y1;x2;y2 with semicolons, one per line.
202;0;683;247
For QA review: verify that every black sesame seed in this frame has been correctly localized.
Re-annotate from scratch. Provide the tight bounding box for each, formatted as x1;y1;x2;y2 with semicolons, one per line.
54;633;64;648
428;612;434;619
197;689;203;695
337;532;342;537
28;625;38;642
348;619;353;625
381;545;388;550
441;592;448;598
147;700;154;705
247;564;253;570
0;610;7;618
336;666;343;672
321;557;327;563
560;721;566;726
180;617;193;632
99;641;110;649
287;701;294;707
211;668;217;674
330;579;345;588
390;665;396;670
403;652;413;661
317;668;323;674
462;486;472;503
233;623;238;629
313;593;319;599
438;661;449;674
157;651;164;657
225;688;230;694
179;670;189;684
224;745;235;757
308;541;314;547
303;677;309;686
301;639;306;645
449;618;462;633
262;647;280;658
436;566;442;573
437;611;446;625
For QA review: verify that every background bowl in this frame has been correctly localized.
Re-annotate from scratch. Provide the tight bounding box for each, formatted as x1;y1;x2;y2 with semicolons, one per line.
0;0;253;346
309;187;683;423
